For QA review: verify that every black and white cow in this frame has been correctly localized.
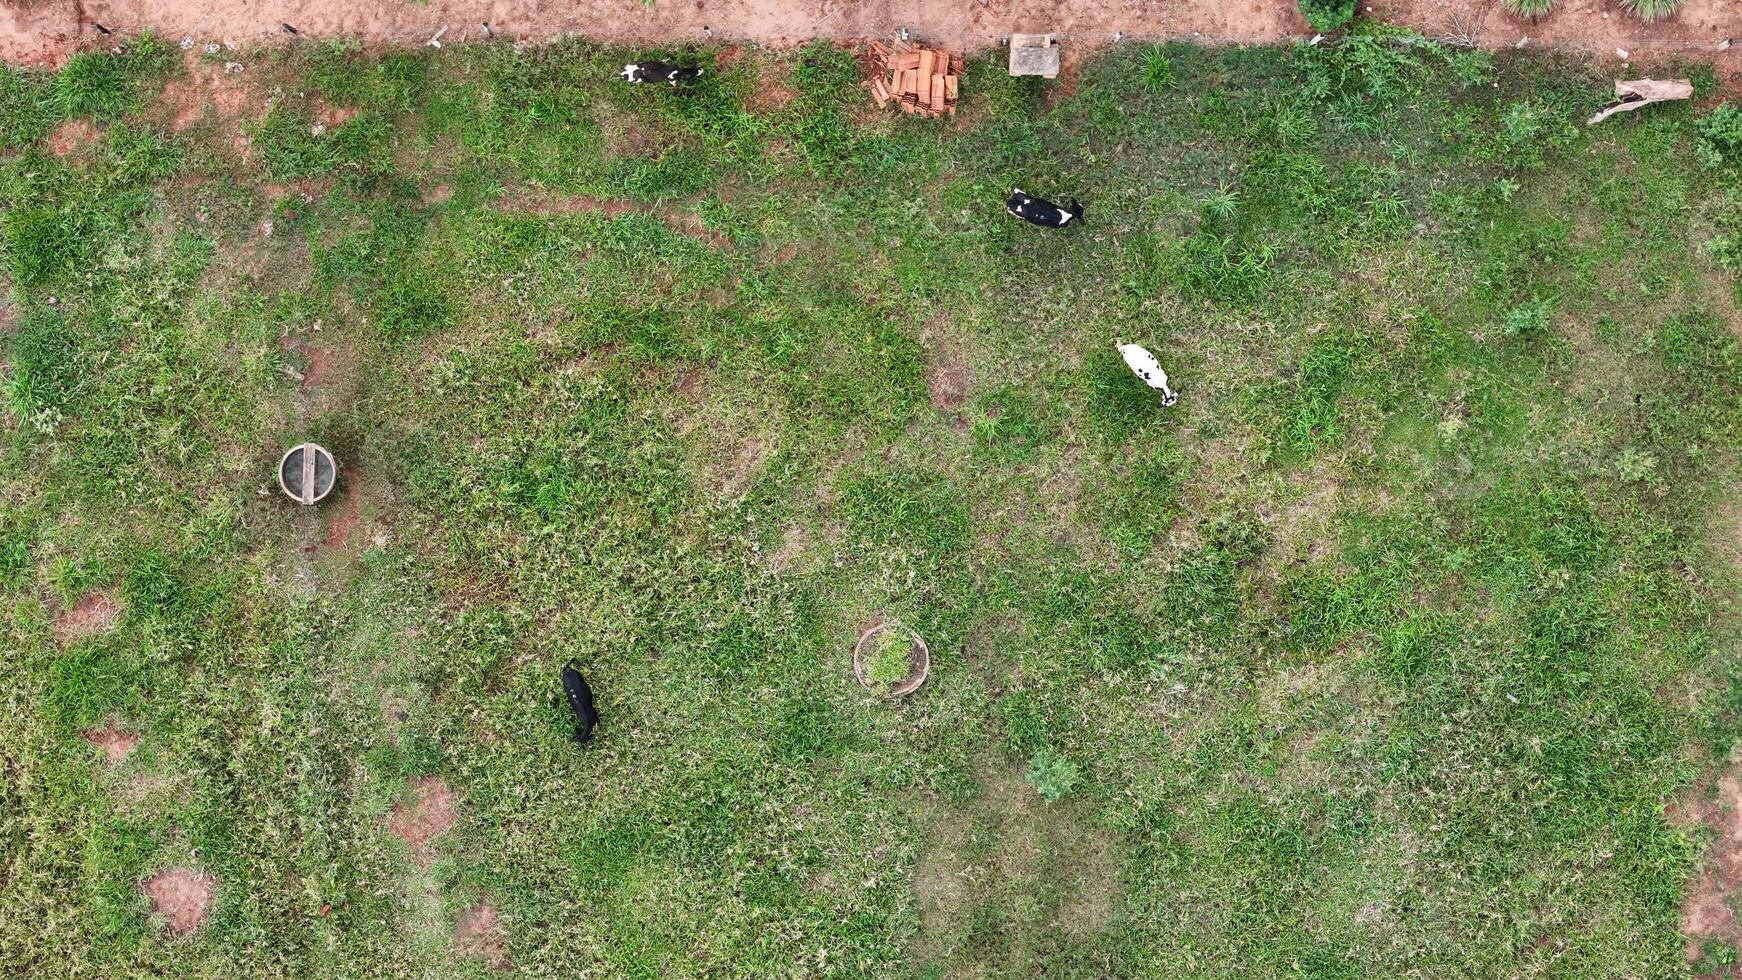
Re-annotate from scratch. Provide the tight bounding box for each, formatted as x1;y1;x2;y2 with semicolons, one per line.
561;664;599;744
1117;343;1179;407
620;61;707;85
1006;187;1084;228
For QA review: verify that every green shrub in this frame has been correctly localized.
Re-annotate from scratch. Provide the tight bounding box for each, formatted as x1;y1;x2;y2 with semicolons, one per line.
1622;0;1682;20
1696;104;1742;169
1298;0;1357;32
1501;0;1557;17
1026;748;1082;801
1502;296;1555;338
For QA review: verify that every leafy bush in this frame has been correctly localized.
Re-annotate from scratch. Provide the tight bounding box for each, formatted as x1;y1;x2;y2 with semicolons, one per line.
1622;0;1682;20
1501;0;1557;17
1027;748;1082;801
1696;104;1742;169
1502;296;1555;338
1298;0;1357;32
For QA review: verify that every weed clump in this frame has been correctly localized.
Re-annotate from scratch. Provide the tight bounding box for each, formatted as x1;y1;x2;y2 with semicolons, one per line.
1696;104;1742;170
1297;0;1357;33
1026;748;1082;801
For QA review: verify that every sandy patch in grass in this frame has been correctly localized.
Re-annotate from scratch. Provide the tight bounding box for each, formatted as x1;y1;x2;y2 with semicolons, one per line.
1680;771;1742;967
912;759;1117;968
84;720;140;765
386;777;459;865
55;590;120;640
44;118;100;157
142;866;217;936
454;900;512;970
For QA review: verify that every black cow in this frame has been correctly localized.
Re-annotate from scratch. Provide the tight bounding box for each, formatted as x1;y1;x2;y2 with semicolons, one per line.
561;664;599;744
621;61;706;85
1006;188;1084;228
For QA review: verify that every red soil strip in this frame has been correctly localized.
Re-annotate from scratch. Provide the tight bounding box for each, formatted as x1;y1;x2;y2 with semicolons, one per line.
55;591;120;640
1679;774;1742;969
6;0;1741;71
384;776;458;865
84;720;141;764
141;867;217;936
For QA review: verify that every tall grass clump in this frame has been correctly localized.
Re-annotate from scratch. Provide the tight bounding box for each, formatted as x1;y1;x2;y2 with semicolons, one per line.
1502;0;1557;18
1622;0;1682;21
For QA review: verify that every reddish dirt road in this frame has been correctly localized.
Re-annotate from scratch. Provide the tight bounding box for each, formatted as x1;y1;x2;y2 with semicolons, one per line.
2;0;1739;69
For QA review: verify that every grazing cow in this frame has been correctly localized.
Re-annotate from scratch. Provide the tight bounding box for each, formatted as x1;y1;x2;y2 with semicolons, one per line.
620;61;706;85
1117;343;1179;406
1006;187;1084;228
560;664;599;744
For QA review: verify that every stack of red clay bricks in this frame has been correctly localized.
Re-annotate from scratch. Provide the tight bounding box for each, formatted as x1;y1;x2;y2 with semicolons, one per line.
868;40;961;118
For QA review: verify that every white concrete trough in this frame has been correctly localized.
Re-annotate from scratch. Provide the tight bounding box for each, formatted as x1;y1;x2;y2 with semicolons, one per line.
1008;33;1061;79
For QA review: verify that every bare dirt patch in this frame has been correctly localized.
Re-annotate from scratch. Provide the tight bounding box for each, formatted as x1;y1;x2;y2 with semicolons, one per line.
385;776;459;865
749;76;799;114
84;720;140;765
155;56;258;158
493;185;635;218
912;759;1117;969
454;900;512;970
926;349;968;417
55;590;120;640
1680;772;1742;970
141;866;217;936
6;0;1741;73
44;118;100;157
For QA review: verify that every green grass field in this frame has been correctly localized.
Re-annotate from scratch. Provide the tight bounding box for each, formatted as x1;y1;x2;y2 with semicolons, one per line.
5;26;1742;978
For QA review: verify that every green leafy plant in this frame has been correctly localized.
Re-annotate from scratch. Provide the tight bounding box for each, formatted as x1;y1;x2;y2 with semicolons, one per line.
862;626;915;694
1502;296;1556;338
1298;0;1357;32
1027;748;1082;801
1696;104;1742;169
1615;447;1659;484
1621;0;1682;20
1501;0;1557;18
